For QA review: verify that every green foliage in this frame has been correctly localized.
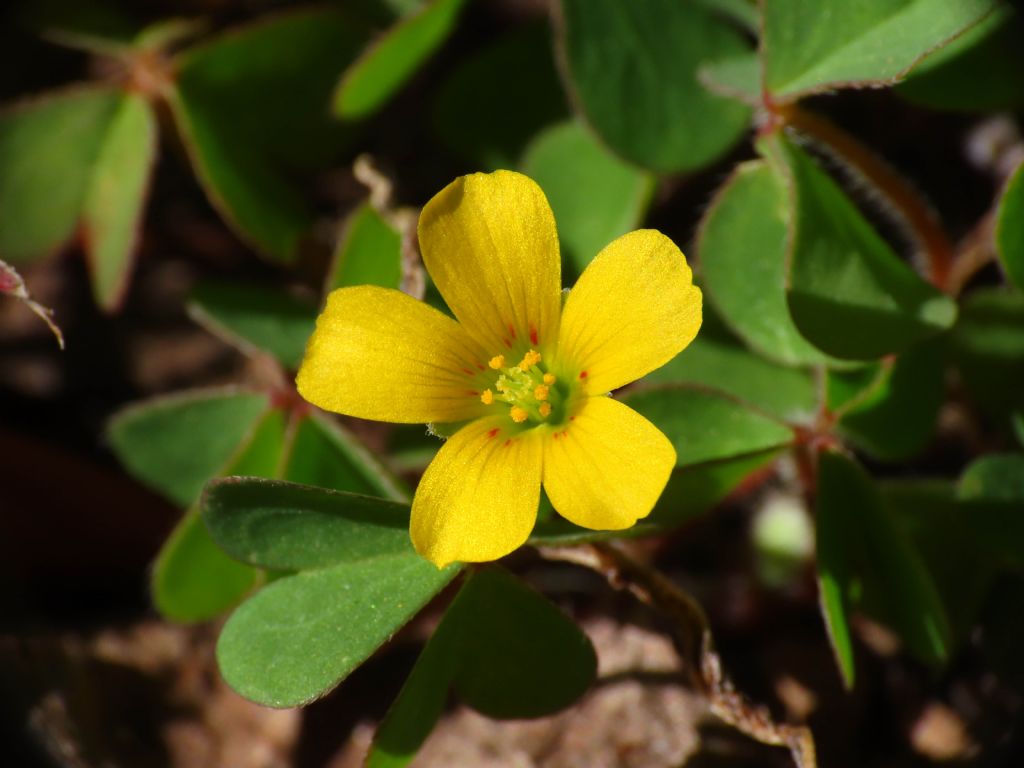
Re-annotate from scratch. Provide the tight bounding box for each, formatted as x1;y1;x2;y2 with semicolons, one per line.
368;567;596;767
623;386;796;466
203;479;412;571
950;288;1024;425
171;8;365;261
816;451;951;687
327;203;403;293
217;552;457;707
897;5;1024;111
0;86;120;264
434;25;567;169
335;0;467;119
700;160;829;366
108;388;271;508
82;92;157;310
557;0;751;173
996;161;1024;290
762;134;957;359
761;0;998;100
153;408;286;622
521;121;653;275
187;282;317;370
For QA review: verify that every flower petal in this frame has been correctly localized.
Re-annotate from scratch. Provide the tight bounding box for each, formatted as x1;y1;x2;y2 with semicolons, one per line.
543;396;675;530
411;418;543;567
297;285;487;424
557;229;702;394
418;170;562;355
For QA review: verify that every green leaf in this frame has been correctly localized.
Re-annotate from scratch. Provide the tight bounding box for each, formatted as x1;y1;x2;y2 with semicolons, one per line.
285;413;409;500
521;120;653;276
622;386;796;466
882;480;997;648
996;160;1024;290
327;203;403;293
434;25;568;169
368;567;595;767
217;553;457;707
896;5;1024;112
171;9;366;261
153;408;287;622
647;449;781;532
761;0;998;101
203;478;411;571
108;388;270;507
334;0;467;119
958;454;1024;567
644;307;817;423
0;86;120;264
187;281;317;370
557;0;751;173
81;92;157;311
762;134;956;360
950;288;1024;425
830;339;945;461
698;51;761;105
699;160;829;366
816;451;952;687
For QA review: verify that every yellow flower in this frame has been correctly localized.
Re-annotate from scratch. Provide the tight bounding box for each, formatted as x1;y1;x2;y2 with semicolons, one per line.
297;171;702;568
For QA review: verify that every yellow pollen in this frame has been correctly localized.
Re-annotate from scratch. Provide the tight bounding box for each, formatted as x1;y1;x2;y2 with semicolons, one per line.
543;373;556;385
510;406;528;423
480;389;494;405
489;355;505;369
518;349;542;371
534;385;549;401
539;403;552;418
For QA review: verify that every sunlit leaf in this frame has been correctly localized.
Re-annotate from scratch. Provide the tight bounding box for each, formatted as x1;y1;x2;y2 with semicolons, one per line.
326;203;403;293
762;134;956;360
761;0;998;100
996;160;1024;290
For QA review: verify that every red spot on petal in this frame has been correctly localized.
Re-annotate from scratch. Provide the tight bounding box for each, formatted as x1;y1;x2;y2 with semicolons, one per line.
552;432;559;440
504;439;512;447
503;337;512;348
487;428;500;439
466;390;478;397
529;326;538;345
476;363;486;372
569;416;576;421
508;323;517;339
579;370;588;379
461;367;473;375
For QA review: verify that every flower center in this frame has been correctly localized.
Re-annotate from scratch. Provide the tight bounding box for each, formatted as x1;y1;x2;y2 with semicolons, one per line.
479;349;564;426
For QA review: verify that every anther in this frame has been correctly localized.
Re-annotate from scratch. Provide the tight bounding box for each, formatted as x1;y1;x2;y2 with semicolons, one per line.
481;389;494;405
543;373;556;385
539;403;552;418
510;406;528;423
534;385;549;401
489;355;505;369
518;349;541;371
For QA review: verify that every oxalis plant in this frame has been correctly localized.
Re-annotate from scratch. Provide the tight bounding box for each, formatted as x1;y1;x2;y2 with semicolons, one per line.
5;0;1024;765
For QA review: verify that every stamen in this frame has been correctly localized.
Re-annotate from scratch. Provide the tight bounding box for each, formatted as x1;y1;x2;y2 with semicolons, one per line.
510;406;528;423
539;403;551;418
480;389;494;405
518;349;541;371
534;385;549;401
543;373;556;385
489;355;505;370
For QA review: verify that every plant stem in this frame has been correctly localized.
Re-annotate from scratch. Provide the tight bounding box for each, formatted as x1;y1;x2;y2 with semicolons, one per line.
777;104;954;292
540;542;818;768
